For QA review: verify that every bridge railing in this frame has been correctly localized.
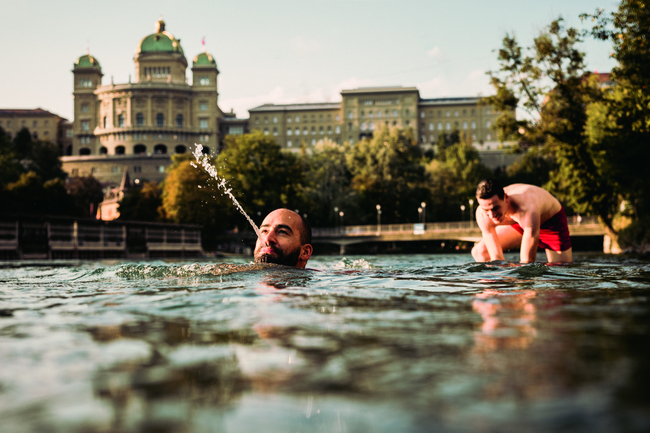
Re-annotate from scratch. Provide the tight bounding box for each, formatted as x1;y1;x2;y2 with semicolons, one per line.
312;215;600;238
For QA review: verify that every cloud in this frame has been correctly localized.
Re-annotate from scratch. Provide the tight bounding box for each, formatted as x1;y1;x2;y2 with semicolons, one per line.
427;47;442;59
290;36;320;56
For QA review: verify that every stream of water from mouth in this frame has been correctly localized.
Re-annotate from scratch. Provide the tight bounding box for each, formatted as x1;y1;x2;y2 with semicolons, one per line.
191;143;261;238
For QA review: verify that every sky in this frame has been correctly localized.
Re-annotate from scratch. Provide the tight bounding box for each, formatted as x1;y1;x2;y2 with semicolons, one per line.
0;0;619;121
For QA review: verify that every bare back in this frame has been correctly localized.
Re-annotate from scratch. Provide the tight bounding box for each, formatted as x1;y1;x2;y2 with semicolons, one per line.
503;184;562;227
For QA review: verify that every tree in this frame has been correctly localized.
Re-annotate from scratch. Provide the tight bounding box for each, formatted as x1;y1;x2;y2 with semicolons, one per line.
484;18;619;240
118;181;163;222
67;176;105;218
346;126;429;224
300;139;360;227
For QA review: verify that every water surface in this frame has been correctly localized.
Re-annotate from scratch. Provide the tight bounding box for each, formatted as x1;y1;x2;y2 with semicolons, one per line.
1;254;649;432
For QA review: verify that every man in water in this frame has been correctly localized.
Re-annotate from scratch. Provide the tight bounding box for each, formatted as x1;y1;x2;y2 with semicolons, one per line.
254;209;313;268
472;179;572;263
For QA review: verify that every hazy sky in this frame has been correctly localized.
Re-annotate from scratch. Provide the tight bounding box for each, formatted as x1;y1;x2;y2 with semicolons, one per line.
1;0;617;121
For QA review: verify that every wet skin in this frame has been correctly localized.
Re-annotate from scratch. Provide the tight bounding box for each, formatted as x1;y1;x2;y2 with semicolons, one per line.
254;209;313;268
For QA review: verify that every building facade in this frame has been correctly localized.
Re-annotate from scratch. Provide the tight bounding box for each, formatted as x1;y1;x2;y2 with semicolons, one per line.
62;19;231;186
248;87;505;152
0;109;72;153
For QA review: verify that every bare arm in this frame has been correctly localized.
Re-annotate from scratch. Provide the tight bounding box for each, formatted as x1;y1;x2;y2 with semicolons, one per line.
518;209;540;263
476;210;505;261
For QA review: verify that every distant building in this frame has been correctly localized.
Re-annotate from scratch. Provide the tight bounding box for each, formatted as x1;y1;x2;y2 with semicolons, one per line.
61;18;231;187
248;87;506;152
0;108;72;153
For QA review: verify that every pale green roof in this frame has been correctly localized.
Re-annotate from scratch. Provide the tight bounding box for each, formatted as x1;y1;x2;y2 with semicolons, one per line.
137;20;184;54
193;52;216;66
74;54;101;68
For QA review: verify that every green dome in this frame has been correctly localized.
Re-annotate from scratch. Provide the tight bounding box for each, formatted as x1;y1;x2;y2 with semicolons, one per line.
137;19;184;54
193;52;216;66
75;54;100;68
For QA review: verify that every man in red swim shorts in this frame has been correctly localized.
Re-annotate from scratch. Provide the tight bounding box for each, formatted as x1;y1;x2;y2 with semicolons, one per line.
472;179;572;263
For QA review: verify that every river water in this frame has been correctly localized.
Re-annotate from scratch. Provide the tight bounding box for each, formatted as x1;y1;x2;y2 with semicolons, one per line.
1;253;649;433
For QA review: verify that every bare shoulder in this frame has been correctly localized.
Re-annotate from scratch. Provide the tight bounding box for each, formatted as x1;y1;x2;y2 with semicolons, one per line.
505;183;560;218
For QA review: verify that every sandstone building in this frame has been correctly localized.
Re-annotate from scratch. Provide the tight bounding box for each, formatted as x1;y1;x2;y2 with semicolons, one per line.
0;109;72;153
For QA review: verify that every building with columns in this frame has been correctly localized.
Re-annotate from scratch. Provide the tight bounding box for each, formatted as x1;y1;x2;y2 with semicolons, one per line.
62;19;228;186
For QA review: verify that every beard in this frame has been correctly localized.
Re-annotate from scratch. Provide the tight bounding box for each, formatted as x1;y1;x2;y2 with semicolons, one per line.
254;244;302;267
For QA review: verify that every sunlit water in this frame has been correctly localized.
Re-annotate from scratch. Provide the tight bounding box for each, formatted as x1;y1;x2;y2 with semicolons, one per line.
1;254;649;433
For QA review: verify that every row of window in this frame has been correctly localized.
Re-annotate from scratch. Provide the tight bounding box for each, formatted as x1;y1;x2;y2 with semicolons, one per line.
71;165;168;177
144;66;171;78
255;114;341;125
285;138;339;148
419;120;491;131
98;133;200;142
420;133;494;142
78;143;207;156
284;125;342;136
419;108;492;118
92;114;210;129
78;78;94;87
0;120;49;128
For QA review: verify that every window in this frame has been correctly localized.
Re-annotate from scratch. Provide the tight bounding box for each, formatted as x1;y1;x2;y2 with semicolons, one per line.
421;112;425;118
255;117;259;124
437;122;443;131
445;110;450;117
32;132;38;139
134;144;146;155
295;116;300;122
454;110;459;117
463;121;468;130
327;126;331;134
370;122;374;131
66;129;73;137
430;135;435;142
81;104;89;113
79;148;91;155
336;115;340;121
486;120;492;128
486;108;491;115
79;78;92;87
486;133;492;140
287;140;292;147
199;77;210;85
136;113;144;127
154;144;167;154
348;112;354;119
422;135;426;142
273;127;278;136
103;116;107;128
175;145;186;154
471;121;476;130
303;127;308;135
264;116;268;124
335;125;340;134
200;119;208;129
319;126;323;135
471;109;475;115
115;146;125;155
295;128;300;136
361;111;365;118
472;133;477;140
361;122;367;131
311;126;316;135
393;110;398;117
176;114;183;128
445;122;451;131
429;123;434;131
81;120;90;131
133;166;141;173
263;128;268;135
311;139;316;145
369;111;373;119
287;129;292;136
405;109;410;117
377;111;382;118
200;102;208;111
158;166;166;173
287;117;292;123
156;113;164;127
100;146;108;154
348;122;352;131
273;116;278;123
319;115;323;122
406;120;410;127
118;114;124;127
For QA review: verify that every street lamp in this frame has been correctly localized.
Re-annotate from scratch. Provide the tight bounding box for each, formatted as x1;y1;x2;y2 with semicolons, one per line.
421;202;426;225
339;211;344;233
376;204;382;234
460;204;466;221
334;207;339;233
468;199;474;226
418;207;423;223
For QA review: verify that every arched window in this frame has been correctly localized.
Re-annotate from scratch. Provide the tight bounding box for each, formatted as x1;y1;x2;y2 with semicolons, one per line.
134;144;146;155
175;145;186;154
156;113;164;127
79;147;91;155
136;113;144;127
99;146;108;154
115;146;125;155
463;121;468;130
118;114;124;127
287;129;292;136
176;114;183;128
486;120;492;128
154;144;167;154
201;146;210;155
429;123;434;131
103;116;107;128
445;122;451;131
437;122;443;131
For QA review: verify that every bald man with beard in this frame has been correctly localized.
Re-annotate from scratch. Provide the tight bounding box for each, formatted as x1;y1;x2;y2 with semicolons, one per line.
254;209;313;268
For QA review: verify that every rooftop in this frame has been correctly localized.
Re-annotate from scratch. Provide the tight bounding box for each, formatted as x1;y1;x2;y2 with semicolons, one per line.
341;86;419;94
419;96;482;105
249;102;341;112
0;108;65;119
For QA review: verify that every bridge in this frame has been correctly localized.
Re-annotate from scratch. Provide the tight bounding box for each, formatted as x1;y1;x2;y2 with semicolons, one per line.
312;216;606;253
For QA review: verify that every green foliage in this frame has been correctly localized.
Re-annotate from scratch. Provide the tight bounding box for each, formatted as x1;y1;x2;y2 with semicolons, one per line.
346;126;429;224
66;176;105;218
118;182;163;222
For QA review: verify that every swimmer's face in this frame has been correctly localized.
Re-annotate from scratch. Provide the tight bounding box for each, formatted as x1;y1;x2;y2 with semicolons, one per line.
477;194;507;224
254;209;312;268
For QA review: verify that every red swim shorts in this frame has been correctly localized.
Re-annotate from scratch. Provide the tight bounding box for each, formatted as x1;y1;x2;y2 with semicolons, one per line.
510;208;572;252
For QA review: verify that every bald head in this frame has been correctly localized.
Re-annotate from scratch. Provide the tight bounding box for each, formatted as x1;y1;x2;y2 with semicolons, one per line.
254;209;313;268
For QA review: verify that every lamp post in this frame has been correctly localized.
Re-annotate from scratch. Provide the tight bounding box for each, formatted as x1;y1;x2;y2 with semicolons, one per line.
418;207;422;223
460;204;466;221
376;204;382;235
334;207;339;233
339;211;344;234
421;202;426;225
468;199;474;226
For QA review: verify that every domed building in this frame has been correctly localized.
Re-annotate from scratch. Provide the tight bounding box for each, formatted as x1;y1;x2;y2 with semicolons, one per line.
62;19;226;186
